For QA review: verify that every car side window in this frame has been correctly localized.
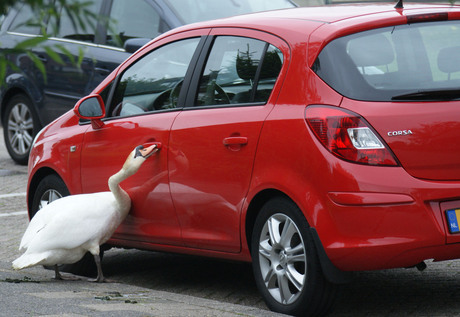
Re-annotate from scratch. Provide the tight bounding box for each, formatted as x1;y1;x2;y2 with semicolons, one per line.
49;0;103;42
109;38;200;117
8;4;40;35
107;0;163;48
195;36;283;107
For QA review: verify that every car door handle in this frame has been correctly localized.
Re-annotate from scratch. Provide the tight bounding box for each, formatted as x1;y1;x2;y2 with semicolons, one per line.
223;136;248;146
143;141;162;150
95;66;111;75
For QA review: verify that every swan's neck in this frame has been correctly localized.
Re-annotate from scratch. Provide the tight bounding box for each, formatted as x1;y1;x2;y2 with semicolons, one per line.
108;168;132;213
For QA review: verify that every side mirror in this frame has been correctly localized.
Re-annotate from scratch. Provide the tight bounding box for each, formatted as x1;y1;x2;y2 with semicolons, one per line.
124;38;151;54
74;94;106;129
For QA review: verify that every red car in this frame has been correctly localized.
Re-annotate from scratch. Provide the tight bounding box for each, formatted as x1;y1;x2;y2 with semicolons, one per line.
27;3;460;316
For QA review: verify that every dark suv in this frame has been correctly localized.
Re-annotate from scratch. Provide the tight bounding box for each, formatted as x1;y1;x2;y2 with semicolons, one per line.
0;0;295;164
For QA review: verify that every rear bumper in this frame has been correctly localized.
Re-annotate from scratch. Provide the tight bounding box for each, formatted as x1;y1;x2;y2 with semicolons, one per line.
314;164;460;271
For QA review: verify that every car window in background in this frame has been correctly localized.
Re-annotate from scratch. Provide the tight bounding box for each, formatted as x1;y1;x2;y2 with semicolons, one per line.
110;37;201;116
196;36;283;106
8;4;40;34
164;0;296;24
107;0;163;47
51;0;103;42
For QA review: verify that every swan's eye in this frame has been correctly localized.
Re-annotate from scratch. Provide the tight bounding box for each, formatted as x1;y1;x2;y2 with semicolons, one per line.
134;145;145;158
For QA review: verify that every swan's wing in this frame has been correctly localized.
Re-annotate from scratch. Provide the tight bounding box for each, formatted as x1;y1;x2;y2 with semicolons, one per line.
19;201;59;250
21;192;118;252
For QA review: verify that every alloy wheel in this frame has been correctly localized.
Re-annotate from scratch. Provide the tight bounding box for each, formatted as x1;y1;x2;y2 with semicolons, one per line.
7;102;34;157
257;213;307;305
38;189;63;210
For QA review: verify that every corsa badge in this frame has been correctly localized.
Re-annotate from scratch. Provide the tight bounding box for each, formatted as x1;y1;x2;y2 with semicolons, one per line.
387;130;413;137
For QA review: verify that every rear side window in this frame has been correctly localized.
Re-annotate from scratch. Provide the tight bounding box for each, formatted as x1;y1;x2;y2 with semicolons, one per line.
314;20;460;101
8;4;40;34
195;36;283;106
9;1;103;41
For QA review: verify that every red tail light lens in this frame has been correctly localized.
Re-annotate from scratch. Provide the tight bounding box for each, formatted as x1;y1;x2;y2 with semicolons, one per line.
305;105;399;166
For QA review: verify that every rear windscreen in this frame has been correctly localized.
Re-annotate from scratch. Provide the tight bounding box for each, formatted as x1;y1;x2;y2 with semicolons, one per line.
313;20;460;101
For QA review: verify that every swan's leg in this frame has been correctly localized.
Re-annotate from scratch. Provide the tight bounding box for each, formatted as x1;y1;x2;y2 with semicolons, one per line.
54;265;62;280
53;265;80;281
94;254;104;282
89;254;111;283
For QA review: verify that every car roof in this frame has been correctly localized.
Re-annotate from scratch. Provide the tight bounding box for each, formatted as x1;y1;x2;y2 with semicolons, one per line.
200;3;459;24
152;3;460;65
162;3;460;34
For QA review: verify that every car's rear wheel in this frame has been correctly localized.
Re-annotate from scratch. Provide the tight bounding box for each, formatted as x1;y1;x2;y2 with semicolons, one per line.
31;174;100;277
3;94;41;165
251;197;338;316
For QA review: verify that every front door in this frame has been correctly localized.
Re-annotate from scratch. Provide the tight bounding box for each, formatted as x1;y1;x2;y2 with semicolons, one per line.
80;36;203;246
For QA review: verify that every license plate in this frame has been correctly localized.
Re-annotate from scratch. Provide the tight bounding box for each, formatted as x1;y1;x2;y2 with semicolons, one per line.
446;208;460;234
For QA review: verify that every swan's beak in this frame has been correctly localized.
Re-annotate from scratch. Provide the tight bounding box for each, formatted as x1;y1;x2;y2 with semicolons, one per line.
139;144;158;159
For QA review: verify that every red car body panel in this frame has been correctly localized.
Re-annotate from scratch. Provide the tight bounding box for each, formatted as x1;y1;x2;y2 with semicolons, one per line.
342;99;460;181
27;4;460;272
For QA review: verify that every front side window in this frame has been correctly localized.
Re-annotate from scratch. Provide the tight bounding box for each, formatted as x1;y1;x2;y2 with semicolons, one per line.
50;0;103;42
110;37;200;117
314;20;460;101
107;0;162;48
196;36;283;107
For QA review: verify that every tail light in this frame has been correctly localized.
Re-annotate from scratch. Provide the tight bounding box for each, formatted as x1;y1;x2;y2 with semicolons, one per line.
305;105;399;166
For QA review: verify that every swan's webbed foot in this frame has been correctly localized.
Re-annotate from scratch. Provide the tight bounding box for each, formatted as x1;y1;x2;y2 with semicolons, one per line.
88;275;115;283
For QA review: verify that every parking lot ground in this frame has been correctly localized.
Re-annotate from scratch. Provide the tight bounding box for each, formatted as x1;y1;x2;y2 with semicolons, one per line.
0;259;286;317
0;210;285;317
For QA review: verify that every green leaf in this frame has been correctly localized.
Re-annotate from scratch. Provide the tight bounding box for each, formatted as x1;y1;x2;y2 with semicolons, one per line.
0;58;7;87
26;52;47;82
55;44;75;65
44;46;64;65
14;36;47;50
77;48;85;68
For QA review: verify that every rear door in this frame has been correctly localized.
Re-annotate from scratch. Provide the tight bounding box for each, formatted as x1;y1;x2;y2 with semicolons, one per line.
169;29;287;252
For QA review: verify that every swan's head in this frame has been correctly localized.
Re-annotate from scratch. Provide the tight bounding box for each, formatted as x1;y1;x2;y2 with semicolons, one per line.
122;144;158;175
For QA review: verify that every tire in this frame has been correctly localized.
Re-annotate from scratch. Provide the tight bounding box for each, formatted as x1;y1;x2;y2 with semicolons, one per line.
251;197;338;316
31;174;100;277
31;174;70;217
3;94;41;165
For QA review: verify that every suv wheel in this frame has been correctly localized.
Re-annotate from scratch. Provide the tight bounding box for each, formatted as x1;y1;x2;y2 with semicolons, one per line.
251;197;338;316
3;94;40;165
31;174;100;277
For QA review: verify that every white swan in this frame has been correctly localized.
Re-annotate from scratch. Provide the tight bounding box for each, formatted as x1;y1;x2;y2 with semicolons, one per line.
12;144;158;282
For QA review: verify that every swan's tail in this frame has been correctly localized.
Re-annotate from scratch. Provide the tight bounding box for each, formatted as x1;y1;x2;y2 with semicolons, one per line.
12;253;46;270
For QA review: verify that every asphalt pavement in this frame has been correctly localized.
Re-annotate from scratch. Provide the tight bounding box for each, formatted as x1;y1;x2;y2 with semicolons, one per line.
2;126;460;316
